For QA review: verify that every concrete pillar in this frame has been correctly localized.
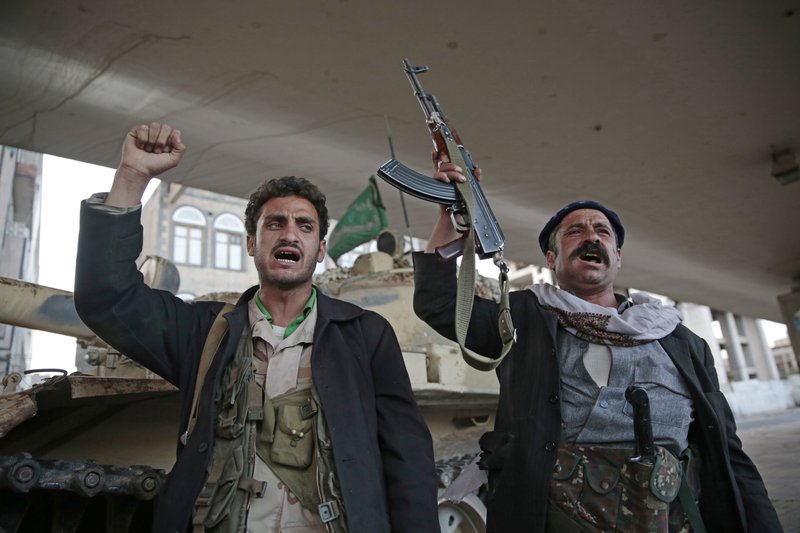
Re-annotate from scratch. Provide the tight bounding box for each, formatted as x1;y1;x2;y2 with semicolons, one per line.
755;319;781;380
722;312;749;381
678;303;729;388
777;288;800;371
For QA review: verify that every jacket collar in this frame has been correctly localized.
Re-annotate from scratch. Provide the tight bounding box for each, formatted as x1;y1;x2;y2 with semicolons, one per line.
236;285;259;308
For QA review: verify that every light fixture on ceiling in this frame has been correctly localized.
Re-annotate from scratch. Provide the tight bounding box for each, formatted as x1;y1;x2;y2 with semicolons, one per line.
771;147;799;185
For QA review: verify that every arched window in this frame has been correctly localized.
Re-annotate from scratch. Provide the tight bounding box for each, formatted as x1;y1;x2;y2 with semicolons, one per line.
172;206;205;266
214;213;245;271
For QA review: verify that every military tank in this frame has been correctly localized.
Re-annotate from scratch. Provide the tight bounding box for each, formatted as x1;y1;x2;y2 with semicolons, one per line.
0;258;182;532
0;247;498;532
315;234;500;533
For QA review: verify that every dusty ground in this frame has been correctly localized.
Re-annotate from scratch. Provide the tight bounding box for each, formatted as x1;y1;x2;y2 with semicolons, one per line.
738;408;800;533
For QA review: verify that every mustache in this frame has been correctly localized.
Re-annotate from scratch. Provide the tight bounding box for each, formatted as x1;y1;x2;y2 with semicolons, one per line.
569;241;609;266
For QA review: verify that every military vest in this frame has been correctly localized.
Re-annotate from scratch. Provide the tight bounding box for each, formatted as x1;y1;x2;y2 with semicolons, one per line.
191;322;347;532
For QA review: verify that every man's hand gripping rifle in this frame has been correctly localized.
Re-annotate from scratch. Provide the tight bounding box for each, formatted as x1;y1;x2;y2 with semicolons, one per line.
378;59;506;266
377;59;514;371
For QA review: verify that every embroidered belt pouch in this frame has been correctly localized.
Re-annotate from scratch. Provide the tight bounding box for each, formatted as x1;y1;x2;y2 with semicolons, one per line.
548;444;685;533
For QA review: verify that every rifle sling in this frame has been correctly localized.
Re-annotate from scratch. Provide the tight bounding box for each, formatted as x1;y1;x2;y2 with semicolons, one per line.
449;139;514;371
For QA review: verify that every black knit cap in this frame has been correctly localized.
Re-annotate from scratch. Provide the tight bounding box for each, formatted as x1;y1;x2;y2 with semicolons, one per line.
538;200;625;255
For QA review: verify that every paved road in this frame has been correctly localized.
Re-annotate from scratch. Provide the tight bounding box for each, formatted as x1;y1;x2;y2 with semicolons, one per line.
738;408;800;533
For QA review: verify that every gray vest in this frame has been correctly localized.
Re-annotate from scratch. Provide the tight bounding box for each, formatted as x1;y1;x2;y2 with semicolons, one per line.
557;330;693;455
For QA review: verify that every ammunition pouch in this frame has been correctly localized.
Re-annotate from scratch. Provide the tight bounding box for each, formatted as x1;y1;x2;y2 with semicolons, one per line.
257;389;320;511
547;444;689;532
272;398;315;468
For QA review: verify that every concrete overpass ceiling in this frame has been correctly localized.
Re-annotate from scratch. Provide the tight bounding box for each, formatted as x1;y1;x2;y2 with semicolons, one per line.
1;1;798;321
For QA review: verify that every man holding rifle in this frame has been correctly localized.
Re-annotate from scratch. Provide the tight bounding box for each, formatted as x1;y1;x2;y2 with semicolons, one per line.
413;162;782;532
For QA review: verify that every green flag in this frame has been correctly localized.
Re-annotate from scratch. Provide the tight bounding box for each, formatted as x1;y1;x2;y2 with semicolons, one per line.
327;176;389;262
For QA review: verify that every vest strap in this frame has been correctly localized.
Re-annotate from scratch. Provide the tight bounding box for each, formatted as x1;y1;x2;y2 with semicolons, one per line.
248;381;264;421
192;457;227;531
182;303;235;446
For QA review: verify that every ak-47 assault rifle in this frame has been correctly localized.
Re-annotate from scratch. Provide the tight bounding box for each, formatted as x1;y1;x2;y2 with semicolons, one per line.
377;59;514;371
377;58;505;263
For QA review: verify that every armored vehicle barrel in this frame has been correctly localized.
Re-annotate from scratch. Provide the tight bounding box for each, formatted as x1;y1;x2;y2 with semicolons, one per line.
0;276;95;341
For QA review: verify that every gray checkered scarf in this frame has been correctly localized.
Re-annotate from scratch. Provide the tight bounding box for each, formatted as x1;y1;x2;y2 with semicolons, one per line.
529;283;683;346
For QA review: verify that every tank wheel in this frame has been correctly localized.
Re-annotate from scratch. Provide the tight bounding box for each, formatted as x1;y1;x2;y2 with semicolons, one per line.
437;493;487;533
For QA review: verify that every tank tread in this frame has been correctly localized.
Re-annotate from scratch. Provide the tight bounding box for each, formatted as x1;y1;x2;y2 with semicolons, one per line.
0;453;166;532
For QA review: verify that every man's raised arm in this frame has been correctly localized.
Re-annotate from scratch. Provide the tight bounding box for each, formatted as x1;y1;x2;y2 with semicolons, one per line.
105;122;185;208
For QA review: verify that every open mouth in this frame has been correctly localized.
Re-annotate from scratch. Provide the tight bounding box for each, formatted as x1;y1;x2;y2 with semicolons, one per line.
579;251;603;264
570;242;609;266
274;249;300;263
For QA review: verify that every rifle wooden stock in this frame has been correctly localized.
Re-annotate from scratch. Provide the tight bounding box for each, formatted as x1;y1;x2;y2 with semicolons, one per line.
434;234;467;262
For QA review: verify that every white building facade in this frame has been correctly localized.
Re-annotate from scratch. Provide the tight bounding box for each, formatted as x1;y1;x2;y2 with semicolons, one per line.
0;145;42;377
